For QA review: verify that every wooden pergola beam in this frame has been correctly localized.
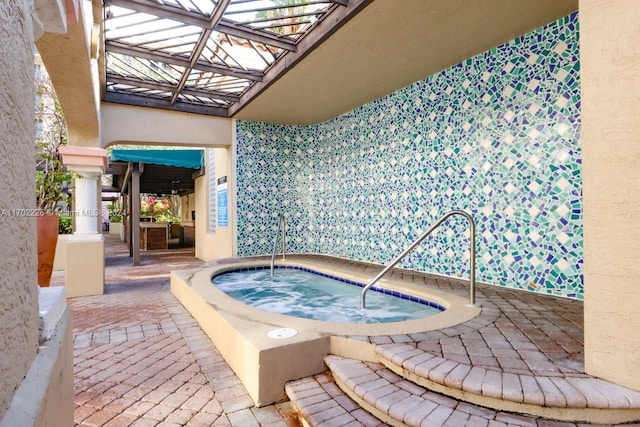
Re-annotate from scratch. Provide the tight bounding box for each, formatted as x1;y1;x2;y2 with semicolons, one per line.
107;73;240;102
105;42;264;82
171;0;232;104
104;91;230;116
228;0;374;117
105;0;296;51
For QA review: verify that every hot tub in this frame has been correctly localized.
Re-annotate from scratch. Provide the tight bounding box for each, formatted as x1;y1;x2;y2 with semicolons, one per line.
170;257;480;406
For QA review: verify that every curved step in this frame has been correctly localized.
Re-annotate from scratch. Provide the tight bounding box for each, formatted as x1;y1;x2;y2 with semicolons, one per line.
375;343;640;424
323;355;640;427
285;371;385;427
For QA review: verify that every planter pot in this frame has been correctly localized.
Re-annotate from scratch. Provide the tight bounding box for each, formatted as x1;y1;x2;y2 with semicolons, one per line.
109;222;122;235
53;234;70;272
37;214;59;287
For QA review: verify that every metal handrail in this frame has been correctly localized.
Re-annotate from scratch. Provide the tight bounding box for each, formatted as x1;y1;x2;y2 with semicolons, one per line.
360;210;477;308
270;213;286;277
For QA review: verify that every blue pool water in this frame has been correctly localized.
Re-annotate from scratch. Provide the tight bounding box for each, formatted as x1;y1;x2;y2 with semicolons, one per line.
211;267;444;324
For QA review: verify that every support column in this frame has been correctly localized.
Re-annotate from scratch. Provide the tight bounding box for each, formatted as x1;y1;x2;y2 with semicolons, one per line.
131;163;142;266
72;170;100;235
121;194;128;243
128;177;133;255
59;146;108;297
581;0;640;391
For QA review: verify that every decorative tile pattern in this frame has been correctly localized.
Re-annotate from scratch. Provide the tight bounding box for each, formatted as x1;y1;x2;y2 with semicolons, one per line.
235;13;582;299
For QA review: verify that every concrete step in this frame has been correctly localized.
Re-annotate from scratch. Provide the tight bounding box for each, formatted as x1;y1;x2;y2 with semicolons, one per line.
285;371;386;427
375;343;640;424
285;355;640;427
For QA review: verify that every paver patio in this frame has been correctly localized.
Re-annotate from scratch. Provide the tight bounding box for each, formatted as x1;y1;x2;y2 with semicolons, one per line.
50;234;640;426
51;235;298;426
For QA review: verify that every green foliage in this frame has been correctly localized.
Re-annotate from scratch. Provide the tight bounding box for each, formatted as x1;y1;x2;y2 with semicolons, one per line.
35;161;73;212
107;201;123;223
155;209;181;224
35;64;72;212
58;215;73;234
141;195;180;223
254;0;309;35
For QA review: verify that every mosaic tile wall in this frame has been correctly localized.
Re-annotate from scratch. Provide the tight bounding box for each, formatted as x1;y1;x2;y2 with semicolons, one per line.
235;12;582;299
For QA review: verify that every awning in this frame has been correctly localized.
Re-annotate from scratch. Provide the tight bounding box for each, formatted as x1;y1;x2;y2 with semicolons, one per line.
107;149;205;196
110;149;204;169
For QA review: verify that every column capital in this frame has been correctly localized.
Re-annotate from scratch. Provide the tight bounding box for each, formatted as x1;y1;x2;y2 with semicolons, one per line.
33;0;79;40
59;146;108;174
65;165;103;178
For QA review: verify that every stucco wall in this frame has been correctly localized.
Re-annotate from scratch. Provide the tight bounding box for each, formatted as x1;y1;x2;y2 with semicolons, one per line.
101;103;233;149
180;193;196;224
235;13;582;299
35;0;101;148
195;147;234;261
581;0;640;391
0;0;40;419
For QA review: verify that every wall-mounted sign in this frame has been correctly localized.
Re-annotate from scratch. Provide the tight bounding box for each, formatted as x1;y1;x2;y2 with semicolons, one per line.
208;149;216;233
217;176;228;227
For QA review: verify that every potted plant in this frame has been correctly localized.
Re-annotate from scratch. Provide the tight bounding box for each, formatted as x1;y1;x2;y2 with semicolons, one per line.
107;200;124;238
35;140;72;287
35;61;72;286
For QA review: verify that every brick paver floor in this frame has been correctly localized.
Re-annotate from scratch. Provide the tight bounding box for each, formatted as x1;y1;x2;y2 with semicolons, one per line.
51;236;299;426
53;234;637;426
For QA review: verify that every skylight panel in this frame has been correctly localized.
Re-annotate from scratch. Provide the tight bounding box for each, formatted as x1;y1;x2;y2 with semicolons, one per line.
103;0;356;116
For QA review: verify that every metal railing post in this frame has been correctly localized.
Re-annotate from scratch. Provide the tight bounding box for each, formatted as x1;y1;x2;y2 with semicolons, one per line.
360;210;477;308
281;215;286;261
270;213;286;277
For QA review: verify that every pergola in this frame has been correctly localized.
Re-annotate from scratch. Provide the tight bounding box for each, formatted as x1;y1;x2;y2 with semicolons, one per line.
98;1;579;126
103;0;369;117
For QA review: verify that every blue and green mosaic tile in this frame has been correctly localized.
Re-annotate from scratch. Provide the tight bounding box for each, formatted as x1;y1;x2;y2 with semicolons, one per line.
235;12;582;299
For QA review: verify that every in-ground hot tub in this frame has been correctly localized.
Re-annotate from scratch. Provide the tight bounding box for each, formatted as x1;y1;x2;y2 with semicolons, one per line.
170;257;480;406
212;266;447;324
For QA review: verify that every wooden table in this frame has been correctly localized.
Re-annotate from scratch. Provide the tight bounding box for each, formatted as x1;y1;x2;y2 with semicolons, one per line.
140;223;168;250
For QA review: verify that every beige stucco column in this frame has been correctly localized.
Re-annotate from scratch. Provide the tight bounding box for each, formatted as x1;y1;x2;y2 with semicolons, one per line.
194;146;235;261
59;146;108;297
581;0;640;391
71;168;101;234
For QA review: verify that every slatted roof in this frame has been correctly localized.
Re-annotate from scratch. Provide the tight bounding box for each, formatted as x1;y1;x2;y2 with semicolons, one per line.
103;0;369;117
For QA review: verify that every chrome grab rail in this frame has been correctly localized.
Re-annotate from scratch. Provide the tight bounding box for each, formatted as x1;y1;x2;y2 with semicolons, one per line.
360;210;477;308
270;213;286;277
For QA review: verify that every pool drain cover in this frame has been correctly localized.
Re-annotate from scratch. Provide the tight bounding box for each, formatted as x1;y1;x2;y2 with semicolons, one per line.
267;328;298;339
